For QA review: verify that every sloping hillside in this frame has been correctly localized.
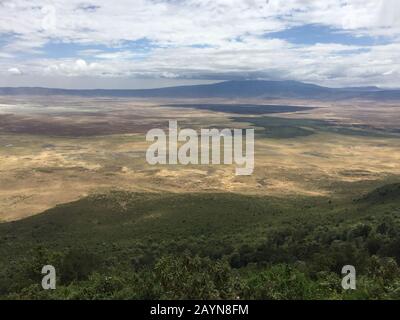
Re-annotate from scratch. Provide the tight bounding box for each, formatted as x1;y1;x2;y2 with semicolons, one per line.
1;186;400;299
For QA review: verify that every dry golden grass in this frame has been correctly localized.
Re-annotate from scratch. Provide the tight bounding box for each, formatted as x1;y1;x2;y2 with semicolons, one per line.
1;96;400;221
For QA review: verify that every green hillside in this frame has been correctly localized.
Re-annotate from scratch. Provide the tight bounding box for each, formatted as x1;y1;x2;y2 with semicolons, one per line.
358;183;400;204
1;186;400;299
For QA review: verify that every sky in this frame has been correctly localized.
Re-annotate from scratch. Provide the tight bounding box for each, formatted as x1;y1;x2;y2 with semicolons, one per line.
1;0;400;89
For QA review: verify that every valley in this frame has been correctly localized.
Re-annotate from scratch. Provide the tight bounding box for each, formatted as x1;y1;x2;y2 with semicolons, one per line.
1;95;400;222
0;89;400;299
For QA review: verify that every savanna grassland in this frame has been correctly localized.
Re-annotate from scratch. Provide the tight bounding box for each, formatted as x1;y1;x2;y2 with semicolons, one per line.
1;95;400;299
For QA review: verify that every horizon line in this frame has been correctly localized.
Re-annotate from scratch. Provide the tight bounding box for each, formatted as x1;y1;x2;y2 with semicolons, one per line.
0;80;392;91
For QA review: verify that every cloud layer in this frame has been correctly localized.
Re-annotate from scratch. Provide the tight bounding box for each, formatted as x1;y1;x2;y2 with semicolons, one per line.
1;0;400;88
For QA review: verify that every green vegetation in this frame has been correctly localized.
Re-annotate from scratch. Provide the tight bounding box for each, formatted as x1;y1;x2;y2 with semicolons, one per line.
161;104;313;115
1;184;400;299
233;116;400;139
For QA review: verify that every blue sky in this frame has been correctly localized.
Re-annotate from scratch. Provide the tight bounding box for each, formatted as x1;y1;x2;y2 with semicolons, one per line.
266;24;389;46
41;38;154;60
1;0;400;89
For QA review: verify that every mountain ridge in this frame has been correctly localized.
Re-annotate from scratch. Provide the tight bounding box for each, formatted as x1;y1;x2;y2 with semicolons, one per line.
1;80;399;100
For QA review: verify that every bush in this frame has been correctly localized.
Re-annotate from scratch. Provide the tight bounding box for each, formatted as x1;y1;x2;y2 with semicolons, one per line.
242;264;325;300
59;249;101;285
154;254;240;299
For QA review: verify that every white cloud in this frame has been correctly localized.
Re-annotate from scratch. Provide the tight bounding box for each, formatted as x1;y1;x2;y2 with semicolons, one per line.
43;59;109;76
0;0;400;87
7;67;22;75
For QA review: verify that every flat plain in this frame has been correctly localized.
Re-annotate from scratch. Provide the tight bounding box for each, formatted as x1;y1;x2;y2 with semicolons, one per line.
0;95;399;221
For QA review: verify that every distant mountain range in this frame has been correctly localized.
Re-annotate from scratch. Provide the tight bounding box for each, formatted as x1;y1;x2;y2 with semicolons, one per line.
1;80;400;100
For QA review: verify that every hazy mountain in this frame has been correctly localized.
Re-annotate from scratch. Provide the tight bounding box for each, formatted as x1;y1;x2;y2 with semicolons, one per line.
1;80;399;100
